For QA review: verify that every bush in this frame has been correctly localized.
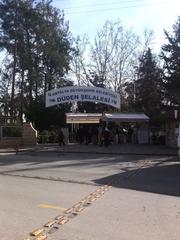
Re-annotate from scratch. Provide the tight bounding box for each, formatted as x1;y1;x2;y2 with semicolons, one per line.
38;130;49;143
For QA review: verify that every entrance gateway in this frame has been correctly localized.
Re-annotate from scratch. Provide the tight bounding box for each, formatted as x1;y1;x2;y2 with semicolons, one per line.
45;86;149;144
45;86;121;109
66;113;150;144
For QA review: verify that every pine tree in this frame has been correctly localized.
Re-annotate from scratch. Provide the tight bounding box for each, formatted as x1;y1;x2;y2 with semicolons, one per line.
0;0;21;117
161;16;180;107
0;0;72;127
135;48;163;117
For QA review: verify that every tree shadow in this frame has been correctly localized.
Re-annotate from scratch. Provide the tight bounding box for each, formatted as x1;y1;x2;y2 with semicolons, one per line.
0;151;178;196
0;152;152;167
95;159;180;197
0;152;168;183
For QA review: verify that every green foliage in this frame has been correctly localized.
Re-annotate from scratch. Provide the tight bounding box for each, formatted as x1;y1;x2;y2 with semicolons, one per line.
38;129;58;143
123;81;135;111
77;101;112;113
135;48;163;118
0;1;179;132
0;0;73;128
161;16;180;107
24;96;69;131
38;129;49;143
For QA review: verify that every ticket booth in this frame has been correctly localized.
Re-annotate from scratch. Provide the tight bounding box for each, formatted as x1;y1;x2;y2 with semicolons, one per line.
102;113;150;144
66;113;102;142
66;112;150;144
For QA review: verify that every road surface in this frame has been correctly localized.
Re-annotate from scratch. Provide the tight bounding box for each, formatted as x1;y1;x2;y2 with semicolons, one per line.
0;151;180;240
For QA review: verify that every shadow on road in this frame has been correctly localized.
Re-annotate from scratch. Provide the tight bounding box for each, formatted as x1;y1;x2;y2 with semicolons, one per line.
0;152;152;168
95;159;180;197
0;151;179;197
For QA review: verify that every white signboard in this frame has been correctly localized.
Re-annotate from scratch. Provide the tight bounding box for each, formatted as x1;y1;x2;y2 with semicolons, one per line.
46;86;120;109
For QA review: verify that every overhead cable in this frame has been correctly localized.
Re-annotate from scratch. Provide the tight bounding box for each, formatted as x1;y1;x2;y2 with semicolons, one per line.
64;2;168;15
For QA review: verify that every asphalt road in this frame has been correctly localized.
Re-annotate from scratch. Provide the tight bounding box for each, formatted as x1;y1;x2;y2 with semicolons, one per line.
0;151;180;240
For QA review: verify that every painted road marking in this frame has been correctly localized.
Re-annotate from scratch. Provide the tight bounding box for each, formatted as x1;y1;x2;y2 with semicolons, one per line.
38;204;67;211
58;218;69;225
30;228;44;236
44;220;56;228
24;160;152;240
25;185;111;239
36;233;47;240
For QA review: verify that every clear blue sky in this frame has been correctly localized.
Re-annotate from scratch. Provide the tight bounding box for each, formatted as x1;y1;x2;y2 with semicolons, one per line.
53;0;180;52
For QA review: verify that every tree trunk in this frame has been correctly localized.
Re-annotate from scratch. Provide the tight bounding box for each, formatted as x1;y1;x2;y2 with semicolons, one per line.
20;69;24;123
10;40;17;120
25;26;33;104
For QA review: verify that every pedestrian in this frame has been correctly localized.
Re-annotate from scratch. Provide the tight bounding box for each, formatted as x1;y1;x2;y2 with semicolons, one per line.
127;126;133;143
104;127;111;147
85;126;91;145
58;129;65;146
115;128;119;144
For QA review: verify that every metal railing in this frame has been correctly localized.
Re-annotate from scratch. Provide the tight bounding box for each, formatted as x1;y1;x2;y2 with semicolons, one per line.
0;126;22;138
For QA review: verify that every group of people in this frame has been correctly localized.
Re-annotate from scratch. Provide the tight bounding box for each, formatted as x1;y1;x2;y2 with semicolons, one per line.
99;125;134;147
74;124;134;147
76;126;98;145
75;125;112;147
57;123;135;147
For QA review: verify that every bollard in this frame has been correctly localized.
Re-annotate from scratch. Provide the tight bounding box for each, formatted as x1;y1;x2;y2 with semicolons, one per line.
15;145;19;155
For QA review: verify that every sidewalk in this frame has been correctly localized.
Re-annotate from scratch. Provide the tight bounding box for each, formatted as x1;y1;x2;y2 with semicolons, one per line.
0;143;177;156
5;143;178;156
55;143;178;156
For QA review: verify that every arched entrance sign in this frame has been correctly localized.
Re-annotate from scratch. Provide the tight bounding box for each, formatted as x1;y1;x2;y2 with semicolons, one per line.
46;86;121;109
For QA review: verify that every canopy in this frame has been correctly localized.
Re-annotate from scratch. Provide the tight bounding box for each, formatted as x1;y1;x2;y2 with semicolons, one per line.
66;113;149;124
66;113;102;124
103;113;149;122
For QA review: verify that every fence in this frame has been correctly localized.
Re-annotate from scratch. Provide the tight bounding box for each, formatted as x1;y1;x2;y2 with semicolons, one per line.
0;126;22;138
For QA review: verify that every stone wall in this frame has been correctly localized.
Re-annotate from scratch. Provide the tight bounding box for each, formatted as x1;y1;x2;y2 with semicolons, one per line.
165;120;178;147
0;123;37;148
0;138;22;148
22;123;37;146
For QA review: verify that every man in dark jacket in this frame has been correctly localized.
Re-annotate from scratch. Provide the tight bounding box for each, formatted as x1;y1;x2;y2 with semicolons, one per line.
58;129;65;146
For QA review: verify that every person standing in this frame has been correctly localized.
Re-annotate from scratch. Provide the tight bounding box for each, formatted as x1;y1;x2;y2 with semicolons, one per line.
58;129;65;146
127;126;133;143
104;127;111;147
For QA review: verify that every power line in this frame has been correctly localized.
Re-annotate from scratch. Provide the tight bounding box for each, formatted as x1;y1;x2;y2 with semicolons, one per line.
64;2;169;15
62;0;150;10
